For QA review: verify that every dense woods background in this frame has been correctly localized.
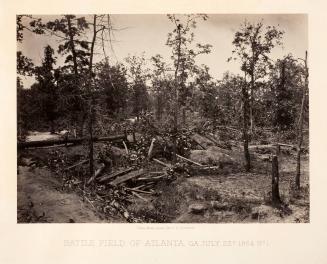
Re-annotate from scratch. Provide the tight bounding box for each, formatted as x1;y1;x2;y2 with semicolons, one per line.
16;14;309;223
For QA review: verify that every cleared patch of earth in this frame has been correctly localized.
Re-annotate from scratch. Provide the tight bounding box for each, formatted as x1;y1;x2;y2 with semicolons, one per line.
130;153;309;223
17;165;106;223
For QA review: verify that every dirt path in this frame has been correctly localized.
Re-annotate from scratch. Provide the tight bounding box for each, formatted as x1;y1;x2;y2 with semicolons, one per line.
17;165;104;223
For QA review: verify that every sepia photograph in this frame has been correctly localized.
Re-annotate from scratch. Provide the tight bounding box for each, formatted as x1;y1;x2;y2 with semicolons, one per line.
16;14;309;223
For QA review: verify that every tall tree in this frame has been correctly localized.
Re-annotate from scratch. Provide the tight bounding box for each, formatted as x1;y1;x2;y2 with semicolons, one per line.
125;54;150;120
29;15;91;136
268;54;304;132
295;51;309;189
86;14;113;178
34;45;58;133
151;54;171;122
229;20;284;136
96;62;129;116
166;14;211;162
229;21;284;171
17;17;35;138
241;64;251;171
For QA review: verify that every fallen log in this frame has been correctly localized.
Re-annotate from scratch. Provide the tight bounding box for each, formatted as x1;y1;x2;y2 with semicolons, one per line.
191;136;206;150
201;133;219;144
215;125;241;133
176;154;202;166
64;159;89;171
149;171;164;174
203;133;232;150
153;158;171;168
125;187;154;195
98;167;134;183
273;142;300;149
87;163;106;185
109;169;145;186
131;191;148;202
147;138;156;160
135;174;165;181
18;134;127;149
26;143;75;149
122;141;129;154
139;183;156;191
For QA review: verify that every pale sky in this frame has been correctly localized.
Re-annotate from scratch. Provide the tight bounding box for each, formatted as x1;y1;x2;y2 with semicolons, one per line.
18;14;308;87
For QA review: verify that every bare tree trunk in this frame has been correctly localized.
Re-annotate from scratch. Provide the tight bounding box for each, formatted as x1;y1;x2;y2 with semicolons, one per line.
182;107;186;125
275;61;286;157
66;15;79;76
272;155;281;204
295;51;308;189
88;103;94;178
250;77;254;137
249;59;255;138
77;113;86;137
50;119;55;134
172;24;182;163
87;15;98;179
67;15;86;139
156;93;162;121
242;69;251;172
172;92;178;163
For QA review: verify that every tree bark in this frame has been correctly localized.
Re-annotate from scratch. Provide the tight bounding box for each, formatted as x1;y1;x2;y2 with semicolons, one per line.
87;15;98;179
250;72;254;137
88;103;94;178
172;24;182;163
77;113;86;137
249;55;255;138
242;69;251;171
50;119;55;134
295;51;308;189
271;155;281;204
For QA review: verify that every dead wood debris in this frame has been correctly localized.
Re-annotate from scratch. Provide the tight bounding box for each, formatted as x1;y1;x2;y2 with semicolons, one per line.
22;128;241;223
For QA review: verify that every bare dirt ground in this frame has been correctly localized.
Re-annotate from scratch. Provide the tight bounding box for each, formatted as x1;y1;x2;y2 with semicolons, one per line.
172;156;309;223
17;165;105;223
128;151;309;223
17;137;309;223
